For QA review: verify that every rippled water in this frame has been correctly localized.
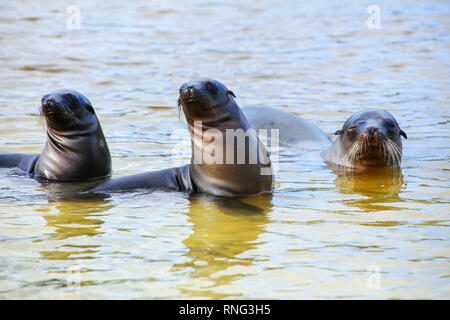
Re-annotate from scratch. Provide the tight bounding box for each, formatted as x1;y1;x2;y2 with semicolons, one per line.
0;0;449;299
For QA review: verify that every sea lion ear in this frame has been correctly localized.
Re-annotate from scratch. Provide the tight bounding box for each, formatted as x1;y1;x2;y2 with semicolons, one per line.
334;129;343;135
227;90;236;98
400;129;407;139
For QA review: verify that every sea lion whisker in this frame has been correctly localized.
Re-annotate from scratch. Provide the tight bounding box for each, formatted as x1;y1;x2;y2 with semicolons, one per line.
338;142;350;168
341;139;360;168
38;105;45;117
382;140;389;163
388;139;402;160
177;97;184;122
388;144;397;166
40;103;82;126
389;140;398;165
342;141;356;167
392;140;403;165
385;141;392;165
385;139;401;166
346;143;356;167
354;141;363;166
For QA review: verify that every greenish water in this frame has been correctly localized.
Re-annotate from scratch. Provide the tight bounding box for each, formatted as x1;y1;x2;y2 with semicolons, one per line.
0;0;449;299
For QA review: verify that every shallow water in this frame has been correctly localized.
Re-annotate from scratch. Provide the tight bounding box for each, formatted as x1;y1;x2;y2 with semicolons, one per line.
0;0;449;299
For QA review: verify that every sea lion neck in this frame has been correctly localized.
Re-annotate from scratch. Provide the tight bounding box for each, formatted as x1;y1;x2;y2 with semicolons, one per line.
45;118;98;138
35;118;110;181
44;119;101;156
45;130;74;152
185;99;244;133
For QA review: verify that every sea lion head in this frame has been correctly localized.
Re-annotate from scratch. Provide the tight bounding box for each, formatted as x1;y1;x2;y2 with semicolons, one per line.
334;109;407;168
177;78;236;121
40;89;96;132
35;89;111;181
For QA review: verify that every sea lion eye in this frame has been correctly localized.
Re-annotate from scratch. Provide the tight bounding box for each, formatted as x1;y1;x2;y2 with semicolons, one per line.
63;94;77;108
227;90;236;98
348;125;357;131
205;82;217;95
382;117;394;125
86;105;95;114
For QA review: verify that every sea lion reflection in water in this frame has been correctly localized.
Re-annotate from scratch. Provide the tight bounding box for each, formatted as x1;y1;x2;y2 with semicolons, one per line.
93;78;273;197
0;89;111;181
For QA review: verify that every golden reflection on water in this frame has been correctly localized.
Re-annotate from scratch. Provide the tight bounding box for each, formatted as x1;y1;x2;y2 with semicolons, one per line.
333;168;404;213
173;194;272;299
37;197;111;262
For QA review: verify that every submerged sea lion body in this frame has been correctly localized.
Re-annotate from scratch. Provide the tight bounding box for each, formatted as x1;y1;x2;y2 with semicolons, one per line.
242;106;330;146
0;89;111;181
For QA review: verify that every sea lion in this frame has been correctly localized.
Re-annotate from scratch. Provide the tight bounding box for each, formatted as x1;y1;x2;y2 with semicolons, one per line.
93;78;273;196
0;89;111;180
242;106;330;146
322;109;407;170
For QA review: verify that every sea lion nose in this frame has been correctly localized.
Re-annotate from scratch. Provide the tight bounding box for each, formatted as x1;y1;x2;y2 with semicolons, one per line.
41;94;50;104
42;97;54;106
179;85;195;97
367;126;378;137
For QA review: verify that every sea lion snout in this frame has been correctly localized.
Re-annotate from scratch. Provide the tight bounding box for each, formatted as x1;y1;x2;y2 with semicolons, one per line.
179;84;200;103
42;96;62;108
179;78;224;102
41;91;74;111
41;94;49;104
366;126;378;137
39;89;97;131
40;95;65;120
40;92;76;123
359;126;384;147
360;125;383;143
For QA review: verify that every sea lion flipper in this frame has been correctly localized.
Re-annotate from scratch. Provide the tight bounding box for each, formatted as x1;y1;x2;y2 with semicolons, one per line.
0;153;39;174
91;165;194;193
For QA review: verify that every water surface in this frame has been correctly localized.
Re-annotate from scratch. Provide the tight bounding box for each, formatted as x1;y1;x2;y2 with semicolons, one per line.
0;0;449;299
